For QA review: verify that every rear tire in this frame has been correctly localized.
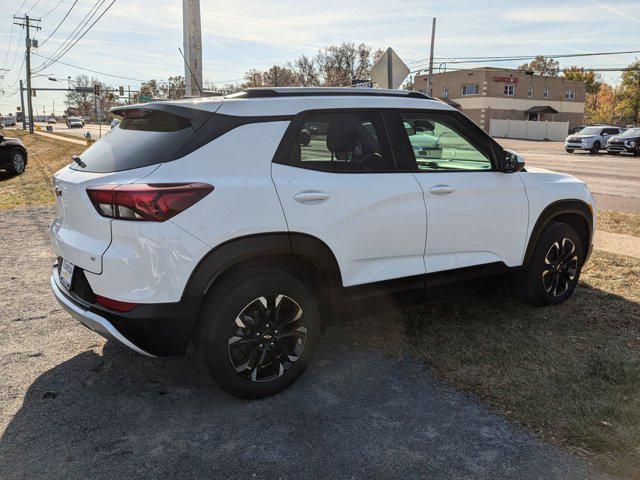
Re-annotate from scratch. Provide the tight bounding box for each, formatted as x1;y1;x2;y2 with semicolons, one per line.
519;222;584;307
6;148;26;175
193;270;322;399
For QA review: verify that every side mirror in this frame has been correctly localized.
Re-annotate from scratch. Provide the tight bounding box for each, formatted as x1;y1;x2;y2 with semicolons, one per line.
501;149;525;173
603;133;608;136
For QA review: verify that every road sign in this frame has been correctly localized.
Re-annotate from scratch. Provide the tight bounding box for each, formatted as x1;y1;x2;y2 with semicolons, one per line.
370;48;410;90
138;96;152;102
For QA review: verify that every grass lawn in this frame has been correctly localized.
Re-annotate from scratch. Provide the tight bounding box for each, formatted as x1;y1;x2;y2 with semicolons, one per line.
0;130;86;209
349;251;640;477
598;210;640;238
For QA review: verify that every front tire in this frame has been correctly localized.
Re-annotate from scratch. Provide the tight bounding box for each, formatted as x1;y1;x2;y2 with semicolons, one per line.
6;148;26;175
519;222;584;307
194;270;322;399
565;149;574;154
590;142;601;155
607;151;619;155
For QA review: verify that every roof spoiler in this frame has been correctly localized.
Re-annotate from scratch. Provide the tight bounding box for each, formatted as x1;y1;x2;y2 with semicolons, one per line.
110;103;212;124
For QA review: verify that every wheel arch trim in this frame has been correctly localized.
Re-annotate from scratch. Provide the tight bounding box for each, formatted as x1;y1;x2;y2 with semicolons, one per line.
523;199;593;266
181;232;343;303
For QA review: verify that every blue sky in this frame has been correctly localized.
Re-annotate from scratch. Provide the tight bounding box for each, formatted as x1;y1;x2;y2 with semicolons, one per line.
1;0;639;116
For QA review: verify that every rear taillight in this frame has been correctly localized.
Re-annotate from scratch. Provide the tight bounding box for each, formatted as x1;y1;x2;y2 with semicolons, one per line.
86;183;213;221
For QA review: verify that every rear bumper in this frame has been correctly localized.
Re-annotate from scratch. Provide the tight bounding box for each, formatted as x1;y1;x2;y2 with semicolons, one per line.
50;265;202;356
51;272;154;356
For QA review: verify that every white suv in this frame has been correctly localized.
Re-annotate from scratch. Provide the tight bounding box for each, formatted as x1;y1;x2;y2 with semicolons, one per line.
50;88;596;398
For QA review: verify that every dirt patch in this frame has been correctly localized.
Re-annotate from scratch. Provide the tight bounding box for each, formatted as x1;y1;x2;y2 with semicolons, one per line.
598;210;640;238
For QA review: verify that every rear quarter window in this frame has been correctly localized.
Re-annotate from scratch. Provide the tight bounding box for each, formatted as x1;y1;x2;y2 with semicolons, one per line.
72;110;196;173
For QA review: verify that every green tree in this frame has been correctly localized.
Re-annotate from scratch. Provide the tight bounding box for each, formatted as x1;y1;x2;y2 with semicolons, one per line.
562;66;602;94
518;55;560;76
618;60;640;124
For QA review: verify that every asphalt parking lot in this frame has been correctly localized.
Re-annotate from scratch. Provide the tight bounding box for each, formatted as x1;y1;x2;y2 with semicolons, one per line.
0;206;608;480
498;139;640;214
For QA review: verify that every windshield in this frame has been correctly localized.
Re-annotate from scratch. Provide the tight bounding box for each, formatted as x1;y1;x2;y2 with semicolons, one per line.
577;127;602;135
620;128;640;137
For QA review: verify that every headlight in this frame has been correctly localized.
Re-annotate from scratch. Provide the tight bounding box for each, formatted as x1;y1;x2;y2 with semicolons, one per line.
581;138;589;144
625;140;636;147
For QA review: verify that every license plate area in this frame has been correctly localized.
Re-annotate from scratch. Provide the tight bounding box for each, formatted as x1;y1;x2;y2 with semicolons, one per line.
60;259;75;291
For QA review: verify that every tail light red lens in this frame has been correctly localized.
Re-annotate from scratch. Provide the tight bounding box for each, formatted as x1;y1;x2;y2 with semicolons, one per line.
86;183;213;221
95;295;138;312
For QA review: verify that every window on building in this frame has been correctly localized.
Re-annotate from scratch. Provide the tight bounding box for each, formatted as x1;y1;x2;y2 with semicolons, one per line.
565;89;576;100
504;84;515;96
443;87;449;98
461;84;479;96
527;86;533;97
286;111;395;172
543;87;549;98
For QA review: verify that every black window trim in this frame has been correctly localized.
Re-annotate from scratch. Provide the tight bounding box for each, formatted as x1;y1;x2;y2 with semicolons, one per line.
390;108;504;173
272;108;408;174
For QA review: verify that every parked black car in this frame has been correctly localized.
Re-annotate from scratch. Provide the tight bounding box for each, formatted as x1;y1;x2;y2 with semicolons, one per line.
606;127;640;156
0;134;28;175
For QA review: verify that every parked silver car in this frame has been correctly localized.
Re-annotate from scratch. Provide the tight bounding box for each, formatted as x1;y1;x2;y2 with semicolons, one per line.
564;126;620;154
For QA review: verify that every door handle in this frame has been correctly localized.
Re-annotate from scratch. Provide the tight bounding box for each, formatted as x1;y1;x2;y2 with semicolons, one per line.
429;185;455;195
294;191;330;204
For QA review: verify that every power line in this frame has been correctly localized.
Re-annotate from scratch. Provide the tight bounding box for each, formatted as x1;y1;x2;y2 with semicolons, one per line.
31;52;145;81
39;0;79;46
40;0;66;18
407;49;640;68
34;0;117;73
25;0;42;14
34;0;107;71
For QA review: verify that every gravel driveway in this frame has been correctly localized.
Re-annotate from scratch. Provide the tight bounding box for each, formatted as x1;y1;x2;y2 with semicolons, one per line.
0;206;608;479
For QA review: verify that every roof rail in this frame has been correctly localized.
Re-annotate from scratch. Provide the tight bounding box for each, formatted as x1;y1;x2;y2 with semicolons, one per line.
227;87;433;100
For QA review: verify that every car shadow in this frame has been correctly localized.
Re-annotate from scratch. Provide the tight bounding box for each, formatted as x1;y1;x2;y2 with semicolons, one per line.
0;278;612;480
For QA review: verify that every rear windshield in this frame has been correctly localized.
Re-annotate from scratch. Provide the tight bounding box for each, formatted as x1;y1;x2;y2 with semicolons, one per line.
71;109;196;173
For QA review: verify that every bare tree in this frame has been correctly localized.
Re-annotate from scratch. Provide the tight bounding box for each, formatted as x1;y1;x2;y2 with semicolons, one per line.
160;76;186;99
518;55;560;76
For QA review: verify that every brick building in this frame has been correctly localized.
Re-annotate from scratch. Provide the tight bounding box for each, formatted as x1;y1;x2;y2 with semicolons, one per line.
413;67;586;131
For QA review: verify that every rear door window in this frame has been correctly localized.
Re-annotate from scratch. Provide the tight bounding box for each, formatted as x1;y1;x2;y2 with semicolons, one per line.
284;111;396;172
72;109;198;173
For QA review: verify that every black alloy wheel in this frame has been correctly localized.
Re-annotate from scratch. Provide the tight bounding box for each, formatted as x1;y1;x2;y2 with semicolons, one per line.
194;270;321;399
542;238;579;298
8;149;26;175
519;221;584;306
228;294;307;382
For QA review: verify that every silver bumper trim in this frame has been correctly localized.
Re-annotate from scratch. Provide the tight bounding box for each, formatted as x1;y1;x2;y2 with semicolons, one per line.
50;273;155;357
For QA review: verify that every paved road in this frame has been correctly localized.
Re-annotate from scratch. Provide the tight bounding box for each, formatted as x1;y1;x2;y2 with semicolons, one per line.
0;206;608;480
499;139;640;214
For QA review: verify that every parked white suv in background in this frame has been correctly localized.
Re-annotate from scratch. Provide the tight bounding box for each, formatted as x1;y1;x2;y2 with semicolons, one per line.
564;125;620;154
50;88;596;399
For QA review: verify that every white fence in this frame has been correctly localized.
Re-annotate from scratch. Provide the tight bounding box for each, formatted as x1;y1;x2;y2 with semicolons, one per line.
489;119;568;141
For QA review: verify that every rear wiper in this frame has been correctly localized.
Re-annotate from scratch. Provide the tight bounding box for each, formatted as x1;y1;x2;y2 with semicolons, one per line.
71;155;86;168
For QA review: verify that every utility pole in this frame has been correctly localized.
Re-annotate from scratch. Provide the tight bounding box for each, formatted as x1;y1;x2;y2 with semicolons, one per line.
427;17;436;97
182;0;203;97
19;80;26;130
13;15;41;133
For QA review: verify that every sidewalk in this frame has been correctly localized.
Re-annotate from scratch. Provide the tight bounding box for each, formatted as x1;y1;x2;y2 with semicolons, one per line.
33;130;88;146
594;230;640;259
